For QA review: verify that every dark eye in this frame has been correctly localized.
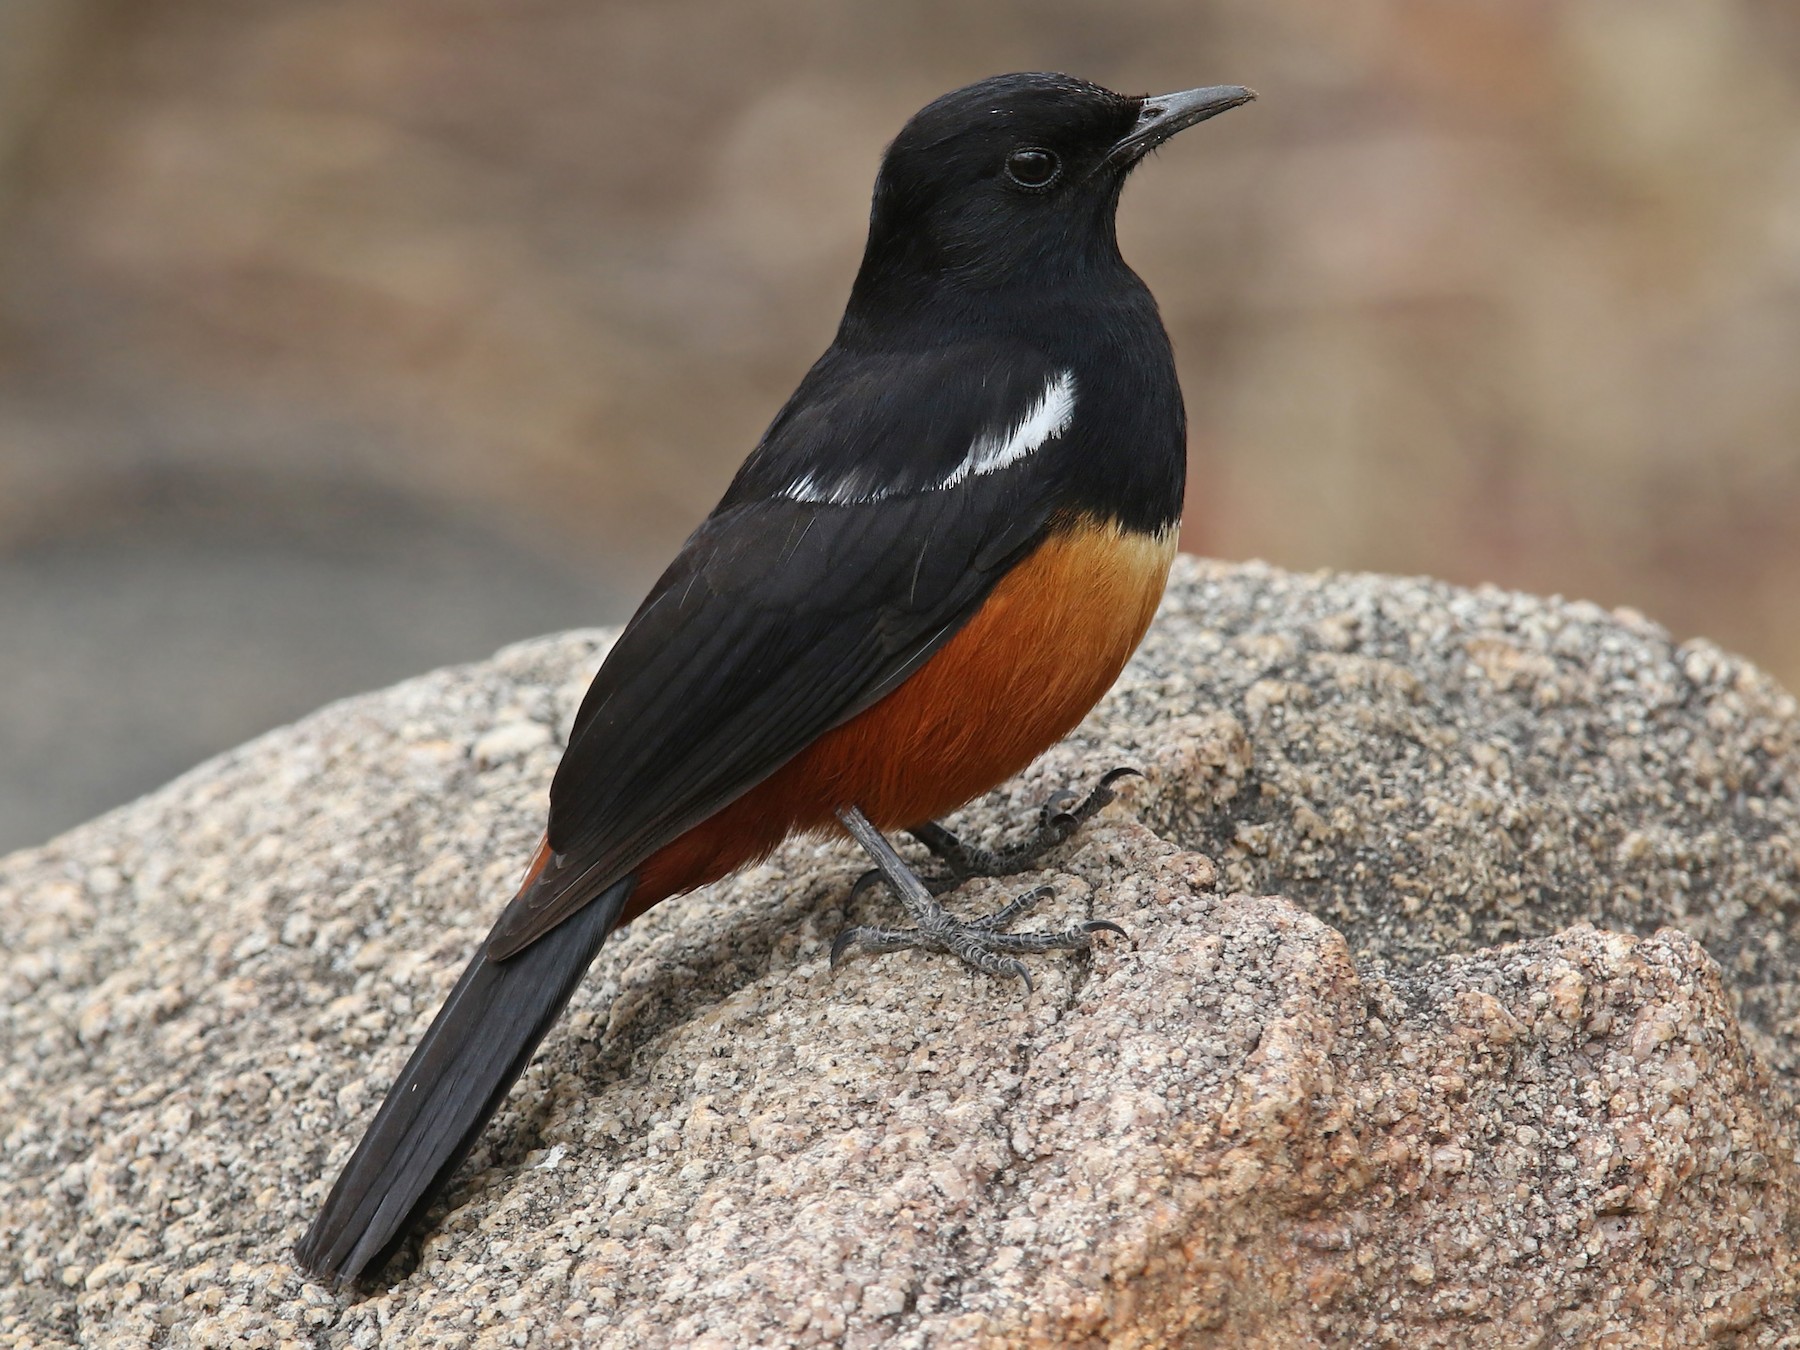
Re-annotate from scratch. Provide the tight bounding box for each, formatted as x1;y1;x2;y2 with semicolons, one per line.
1003;147;1062;190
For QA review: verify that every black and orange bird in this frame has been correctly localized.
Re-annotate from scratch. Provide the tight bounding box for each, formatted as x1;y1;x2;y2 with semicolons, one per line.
296;72;1254;1284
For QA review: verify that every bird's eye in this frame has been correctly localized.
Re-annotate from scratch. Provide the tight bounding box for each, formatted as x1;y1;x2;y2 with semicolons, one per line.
1003;147;1062;191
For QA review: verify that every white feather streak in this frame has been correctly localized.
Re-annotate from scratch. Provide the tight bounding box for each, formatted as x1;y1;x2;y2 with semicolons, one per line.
783;368;1077;505
942;369;1077;489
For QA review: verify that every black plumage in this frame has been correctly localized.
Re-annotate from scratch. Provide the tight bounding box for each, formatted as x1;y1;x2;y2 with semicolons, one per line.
297;71;1252;1286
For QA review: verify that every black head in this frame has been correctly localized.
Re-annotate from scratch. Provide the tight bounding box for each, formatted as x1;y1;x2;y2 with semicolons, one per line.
848;73;1254;314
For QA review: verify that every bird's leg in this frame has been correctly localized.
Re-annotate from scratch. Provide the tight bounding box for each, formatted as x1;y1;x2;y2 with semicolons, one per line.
841;767;1139;903
902;766;1141;891
830;804;1126;993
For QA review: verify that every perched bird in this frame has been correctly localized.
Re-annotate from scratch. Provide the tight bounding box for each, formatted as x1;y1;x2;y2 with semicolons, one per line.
296;71;1254;1285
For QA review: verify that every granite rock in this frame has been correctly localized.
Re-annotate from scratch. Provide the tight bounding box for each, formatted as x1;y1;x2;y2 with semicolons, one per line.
1100;562;1800;1081
2;558;1796;1347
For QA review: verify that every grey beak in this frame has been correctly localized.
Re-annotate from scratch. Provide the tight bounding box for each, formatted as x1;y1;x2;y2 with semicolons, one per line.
1109;84;1256;164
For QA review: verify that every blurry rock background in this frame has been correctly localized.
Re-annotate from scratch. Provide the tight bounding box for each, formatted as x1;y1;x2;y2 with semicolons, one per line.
1;0;1797;853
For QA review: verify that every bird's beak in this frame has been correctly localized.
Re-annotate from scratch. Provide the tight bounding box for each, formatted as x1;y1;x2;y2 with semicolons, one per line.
1107;84;1256;165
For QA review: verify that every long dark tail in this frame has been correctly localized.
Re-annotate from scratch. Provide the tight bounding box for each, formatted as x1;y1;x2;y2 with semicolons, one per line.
295;877;632;1284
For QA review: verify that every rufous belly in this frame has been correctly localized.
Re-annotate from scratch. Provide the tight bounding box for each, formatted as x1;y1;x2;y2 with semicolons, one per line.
619;514;1178;920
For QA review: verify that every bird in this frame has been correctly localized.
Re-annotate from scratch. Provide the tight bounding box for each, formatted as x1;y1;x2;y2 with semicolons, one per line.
295;70;1254;1286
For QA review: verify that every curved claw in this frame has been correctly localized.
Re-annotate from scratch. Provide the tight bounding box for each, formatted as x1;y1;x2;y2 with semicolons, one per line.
847;868;889;904
829;928;863;968
1098;766;1144;789
1082;919;1130;942
1039;789;1080;829
1004;960;1034;995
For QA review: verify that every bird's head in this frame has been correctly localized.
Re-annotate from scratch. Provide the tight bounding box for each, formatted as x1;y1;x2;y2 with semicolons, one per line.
850;72;1254;312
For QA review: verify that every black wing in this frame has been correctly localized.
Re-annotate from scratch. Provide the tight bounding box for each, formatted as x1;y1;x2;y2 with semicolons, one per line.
485;342;1069;958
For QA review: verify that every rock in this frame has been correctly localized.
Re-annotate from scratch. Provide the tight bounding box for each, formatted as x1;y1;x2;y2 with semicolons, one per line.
1097;561;1800;1081
2;558;1796;1347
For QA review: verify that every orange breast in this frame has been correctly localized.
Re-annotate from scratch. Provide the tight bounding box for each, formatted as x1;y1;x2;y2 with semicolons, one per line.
622;515;1177;919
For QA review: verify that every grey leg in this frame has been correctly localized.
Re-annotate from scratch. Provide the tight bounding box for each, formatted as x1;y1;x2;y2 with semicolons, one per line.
847;767;1141;900
831;804;1126;994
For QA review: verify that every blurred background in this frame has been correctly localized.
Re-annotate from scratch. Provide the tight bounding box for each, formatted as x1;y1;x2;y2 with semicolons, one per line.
1;0;1797;853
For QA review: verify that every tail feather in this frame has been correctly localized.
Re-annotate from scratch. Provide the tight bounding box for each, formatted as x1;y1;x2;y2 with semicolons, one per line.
295;877;632;1284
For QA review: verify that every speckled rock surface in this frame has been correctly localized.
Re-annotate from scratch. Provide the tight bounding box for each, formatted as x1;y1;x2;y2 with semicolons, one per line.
1094;561;1800;1083
3;558;1797;1347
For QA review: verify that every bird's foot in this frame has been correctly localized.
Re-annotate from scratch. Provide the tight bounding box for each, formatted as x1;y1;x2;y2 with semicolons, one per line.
831;802;1127;993
846;766;1141;903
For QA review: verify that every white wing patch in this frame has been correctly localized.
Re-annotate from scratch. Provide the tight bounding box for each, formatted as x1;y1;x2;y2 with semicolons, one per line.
941;368;1077;489
783;369;1077;505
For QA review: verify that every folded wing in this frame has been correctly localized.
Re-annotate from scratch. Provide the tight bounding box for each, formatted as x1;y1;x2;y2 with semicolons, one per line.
486;342;1074;958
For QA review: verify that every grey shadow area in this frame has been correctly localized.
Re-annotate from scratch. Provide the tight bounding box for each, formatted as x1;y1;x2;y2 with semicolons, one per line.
0;469;632;854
